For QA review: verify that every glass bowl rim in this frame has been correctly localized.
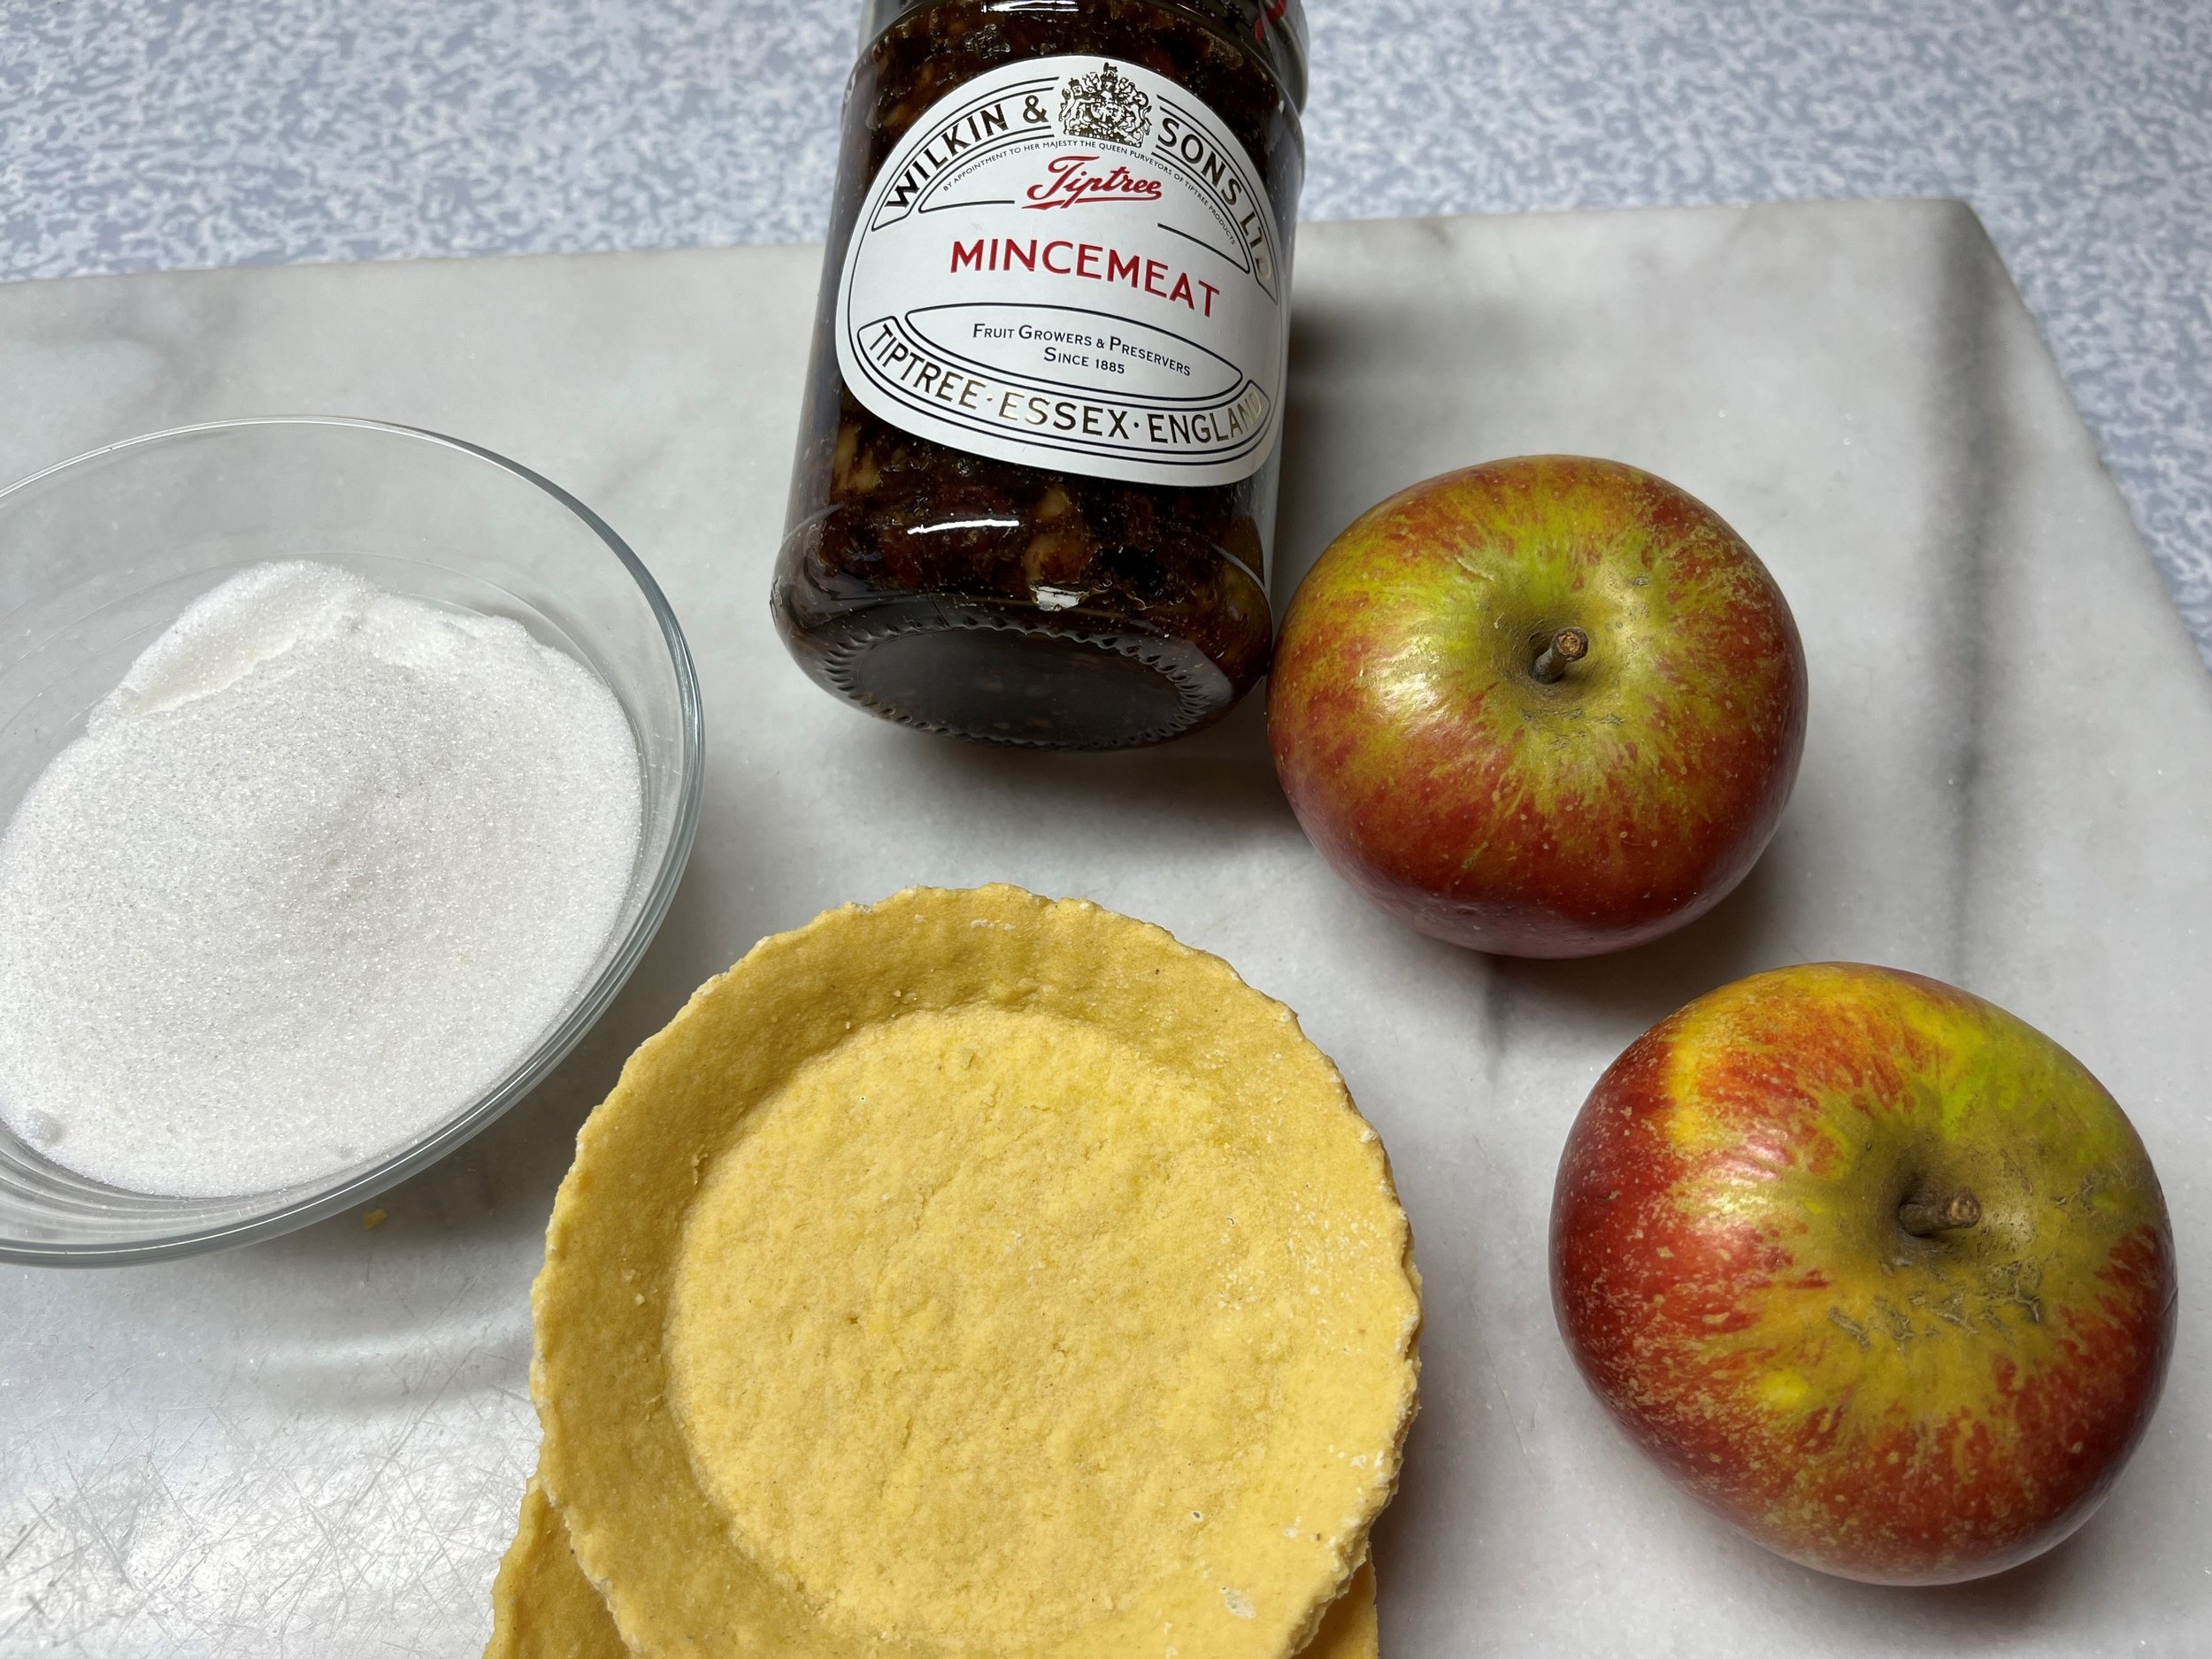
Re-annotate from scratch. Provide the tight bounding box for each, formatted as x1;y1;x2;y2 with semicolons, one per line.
0;415;705;1266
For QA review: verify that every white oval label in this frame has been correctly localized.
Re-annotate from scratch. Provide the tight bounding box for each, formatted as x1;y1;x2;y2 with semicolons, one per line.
834;57;1288;489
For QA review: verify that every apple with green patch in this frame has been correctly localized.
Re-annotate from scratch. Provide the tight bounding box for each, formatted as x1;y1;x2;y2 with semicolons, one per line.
1268;455;1807;958
1551;963;2177;1584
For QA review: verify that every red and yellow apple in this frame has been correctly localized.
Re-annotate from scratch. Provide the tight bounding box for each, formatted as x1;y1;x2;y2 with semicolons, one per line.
1268;456;1806;957
1550;964;2177;1584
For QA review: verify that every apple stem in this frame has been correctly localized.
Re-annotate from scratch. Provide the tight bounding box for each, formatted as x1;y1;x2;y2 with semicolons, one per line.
1532;627;1591;684
1899;1191;1983;1237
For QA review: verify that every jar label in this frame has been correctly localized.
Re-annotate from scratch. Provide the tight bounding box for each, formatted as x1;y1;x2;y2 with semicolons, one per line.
834;57;1288;489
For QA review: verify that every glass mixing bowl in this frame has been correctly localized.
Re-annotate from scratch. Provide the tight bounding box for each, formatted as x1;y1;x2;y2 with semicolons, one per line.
0;418;703;1264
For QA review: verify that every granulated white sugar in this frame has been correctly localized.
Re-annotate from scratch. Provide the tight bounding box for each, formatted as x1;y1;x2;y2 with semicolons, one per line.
0;561;643;1197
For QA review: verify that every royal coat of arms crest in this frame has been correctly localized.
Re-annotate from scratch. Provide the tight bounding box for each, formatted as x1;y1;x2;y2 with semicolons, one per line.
1057;62;1154;146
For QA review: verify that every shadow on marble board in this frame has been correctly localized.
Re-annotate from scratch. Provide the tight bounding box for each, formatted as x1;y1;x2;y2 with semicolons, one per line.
1809;1528;2093;1642
1485;856;1789;1036
1273;284;1533;602
1372;1352;2100;1653
886;687;1289;837
1731;1506;2108;1647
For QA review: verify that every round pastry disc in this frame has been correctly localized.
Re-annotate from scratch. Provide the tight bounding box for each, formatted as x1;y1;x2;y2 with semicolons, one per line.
532;886;1420;1659
484;1477;627;1659
483;1471;1383;1659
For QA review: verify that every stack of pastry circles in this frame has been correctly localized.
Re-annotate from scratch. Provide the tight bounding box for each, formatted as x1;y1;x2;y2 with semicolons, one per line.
490;886;1422;1657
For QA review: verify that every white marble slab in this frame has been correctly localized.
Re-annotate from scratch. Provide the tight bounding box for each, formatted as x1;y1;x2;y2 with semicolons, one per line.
1;199;2207;1656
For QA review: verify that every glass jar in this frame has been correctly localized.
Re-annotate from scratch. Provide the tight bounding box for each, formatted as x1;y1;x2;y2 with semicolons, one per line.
774;0;1310;749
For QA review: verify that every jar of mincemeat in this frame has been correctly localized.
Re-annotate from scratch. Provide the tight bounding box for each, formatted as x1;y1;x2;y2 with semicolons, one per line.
774;0;1310;749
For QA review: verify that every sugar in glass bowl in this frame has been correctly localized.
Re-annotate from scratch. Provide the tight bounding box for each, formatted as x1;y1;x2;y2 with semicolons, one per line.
0;418;703;1264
